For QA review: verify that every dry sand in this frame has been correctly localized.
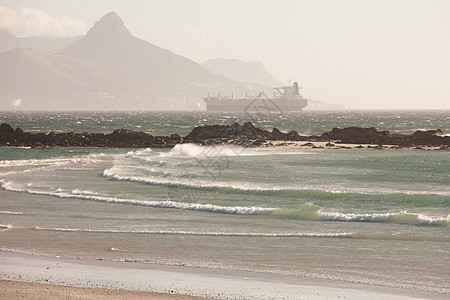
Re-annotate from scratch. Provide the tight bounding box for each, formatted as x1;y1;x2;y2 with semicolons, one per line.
0;280;201;299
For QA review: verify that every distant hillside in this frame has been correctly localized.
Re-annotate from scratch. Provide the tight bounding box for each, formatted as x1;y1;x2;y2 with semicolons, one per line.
0;49;121;94
0;28;80;54
202;58;283;87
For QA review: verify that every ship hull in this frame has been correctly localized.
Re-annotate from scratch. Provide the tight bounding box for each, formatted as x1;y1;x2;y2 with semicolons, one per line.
204;98;307;112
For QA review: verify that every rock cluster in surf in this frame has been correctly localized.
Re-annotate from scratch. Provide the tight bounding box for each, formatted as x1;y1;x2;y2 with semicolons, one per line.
0;122;448;149
0;123;180;148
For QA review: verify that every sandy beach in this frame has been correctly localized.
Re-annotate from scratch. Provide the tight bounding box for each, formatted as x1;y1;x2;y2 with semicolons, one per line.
0;280;199;300
0;251;446;300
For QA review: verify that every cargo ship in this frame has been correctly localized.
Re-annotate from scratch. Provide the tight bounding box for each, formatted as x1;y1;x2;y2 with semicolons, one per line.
204;81;307;112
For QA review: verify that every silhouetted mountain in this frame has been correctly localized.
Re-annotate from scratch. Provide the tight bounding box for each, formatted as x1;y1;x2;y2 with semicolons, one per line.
202;58;283;87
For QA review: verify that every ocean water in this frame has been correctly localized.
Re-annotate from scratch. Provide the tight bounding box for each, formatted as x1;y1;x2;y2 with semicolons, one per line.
0;111;449;294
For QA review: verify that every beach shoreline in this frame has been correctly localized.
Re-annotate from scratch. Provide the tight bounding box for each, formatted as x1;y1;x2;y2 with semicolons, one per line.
0;251;447;300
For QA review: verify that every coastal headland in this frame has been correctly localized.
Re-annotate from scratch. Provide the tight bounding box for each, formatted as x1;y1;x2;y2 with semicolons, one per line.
1;122;448;150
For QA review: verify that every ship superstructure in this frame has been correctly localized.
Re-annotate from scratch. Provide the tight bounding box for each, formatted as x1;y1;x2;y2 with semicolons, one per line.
204;81;307;112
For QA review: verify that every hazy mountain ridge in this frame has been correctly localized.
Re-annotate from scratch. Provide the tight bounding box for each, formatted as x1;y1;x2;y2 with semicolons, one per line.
0;28;80;54
0;49;122;93
202;58;283;87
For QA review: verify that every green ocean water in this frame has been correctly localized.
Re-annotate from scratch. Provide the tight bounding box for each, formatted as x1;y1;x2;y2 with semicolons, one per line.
0;110;449;293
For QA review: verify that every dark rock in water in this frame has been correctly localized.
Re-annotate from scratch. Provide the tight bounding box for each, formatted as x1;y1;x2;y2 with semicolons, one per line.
185;122;269;141
321;127;384;144
411;129;446;146
0;123;176;148
185;124;229;140
320;126;449;146
413;129;443;137
169;133;182;141
1;122;449;149
271;128;283;139
285;131;301;140
185;122;305;142
0;123;15;137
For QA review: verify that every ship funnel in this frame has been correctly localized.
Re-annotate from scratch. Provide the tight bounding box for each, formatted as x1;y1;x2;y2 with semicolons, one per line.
293;82;300;95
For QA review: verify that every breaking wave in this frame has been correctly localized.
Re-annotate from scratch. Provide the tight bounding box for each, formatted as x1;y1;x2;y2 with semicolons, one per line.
10;226;444;241
2;182;448;226
103;165;450;197
0;210;24;215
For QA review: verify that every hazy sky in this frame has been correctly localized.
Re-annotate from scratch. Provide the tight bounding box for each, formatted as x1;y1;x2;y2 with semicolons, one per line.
1;0;449;109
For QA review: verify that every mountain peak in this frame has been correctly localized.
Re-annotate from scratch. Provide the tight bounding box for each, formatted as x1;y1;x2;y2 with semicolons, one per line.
86;11;131;38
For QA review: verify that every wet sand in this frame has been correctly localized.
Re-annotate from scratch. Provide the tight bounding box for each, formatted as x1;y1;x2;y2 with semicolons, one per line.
0;251;446;300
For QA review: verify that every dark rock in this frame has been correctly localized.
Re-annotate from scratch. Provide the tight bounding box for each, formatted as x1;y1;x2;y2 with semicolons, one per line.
321;126;449;146
413;129;443;137
411;129;447;146
169;133;181;140
1;122;449;149
321;127;382;144
286;131;301;141
14;127;24;136
185;124;229;140
0;123;14;137
271;128;283;139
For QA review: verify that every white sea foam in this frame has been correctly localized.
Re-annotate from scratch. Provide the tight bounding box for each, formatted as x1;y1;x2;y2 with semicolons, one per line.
126;148;153;156
0;210;24;215
33;226;355;238
318;211;450;226
163;143;246;158
7;186;274;215
0;224;13;231
20;227;450;241
0;157;95;167
102;165;450;197
160;144;307;158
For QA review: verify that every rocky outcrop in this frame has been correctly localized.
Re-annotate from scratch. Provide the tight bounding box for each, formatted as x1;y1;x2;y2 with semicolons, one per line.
0;123;178;148
320;127;390;145
320;127;449;146
1;122;448;148
185;122;306;142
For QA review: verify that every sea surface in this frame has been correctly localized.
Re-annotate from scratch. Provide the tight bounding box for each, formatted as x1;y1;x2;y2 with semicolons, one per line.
0;110;449;294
